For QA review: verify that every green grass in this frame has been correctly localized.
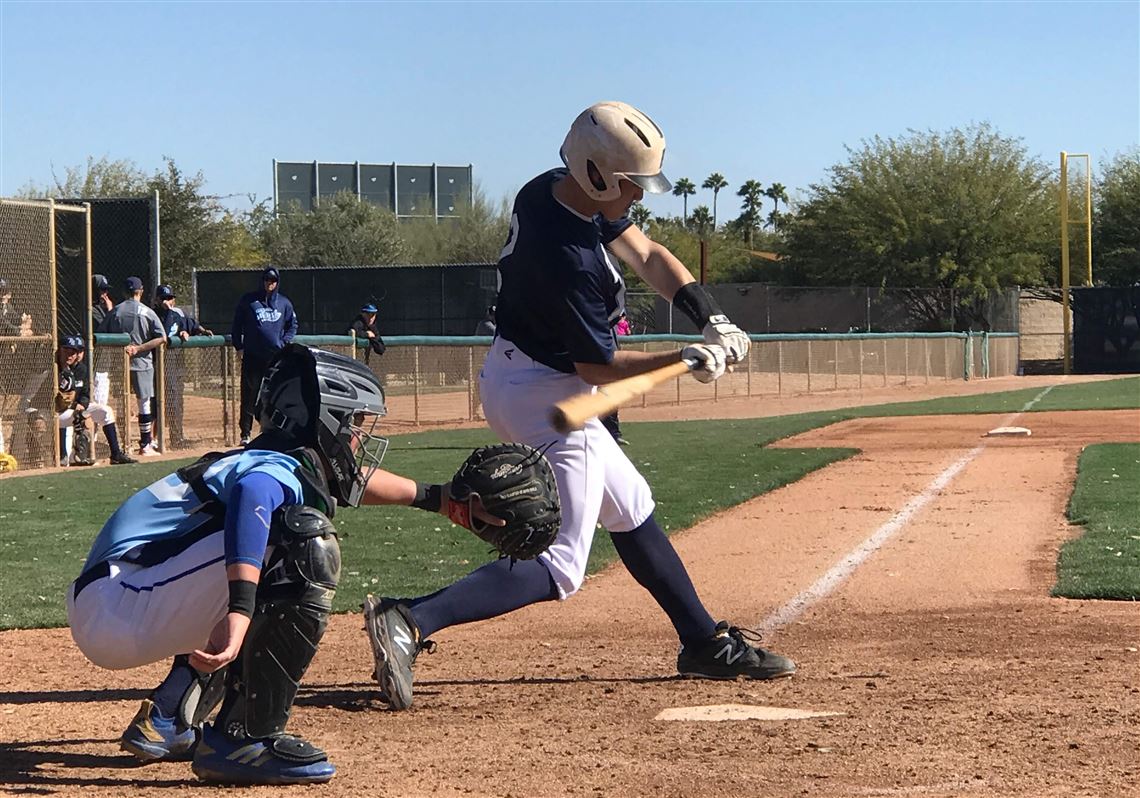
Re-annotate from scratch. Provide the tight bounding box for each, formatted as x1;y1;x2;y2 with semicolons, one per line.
1054;444;1140;600
1;374;1136;630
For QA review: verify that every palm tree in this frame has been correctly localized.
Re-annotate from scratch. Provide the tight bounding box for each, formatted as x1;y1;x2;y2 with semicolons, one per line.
701;172;728;229
672;177;696;223
689;205;714;239
762;182;789;228
737;179;765;247
629;201;652;231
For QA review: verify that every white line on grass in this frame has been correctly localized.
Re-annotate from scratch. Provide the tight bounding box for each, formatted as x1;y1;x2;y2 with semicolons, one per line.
758;384;1056;634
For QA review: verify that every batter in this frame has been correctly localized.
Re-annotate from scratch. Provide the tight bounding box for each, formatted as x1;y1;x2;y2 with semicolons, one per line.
366;101;796;712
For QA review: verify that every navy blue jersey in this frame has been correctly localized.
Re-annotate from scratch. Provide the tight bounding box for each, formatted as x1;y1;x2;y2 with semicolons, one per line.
496;169;631;374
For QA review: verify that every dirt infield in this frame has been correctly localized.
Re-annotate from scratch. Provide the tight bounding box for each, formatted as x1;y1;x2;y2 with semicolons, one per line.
1;378;1137;796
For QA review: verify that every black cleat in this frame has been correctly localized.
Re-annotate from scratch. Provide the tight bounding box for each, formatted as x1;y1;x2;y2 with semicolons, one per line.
677;621;796;681
110;451;138;465
362;595;434;710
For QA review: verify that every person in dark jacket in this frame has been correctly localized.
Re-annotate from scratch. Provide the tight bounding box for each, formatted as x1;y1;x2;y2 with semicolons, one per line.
92;274;114;330
230;267;298;444
347;303;385;362
154;285;214;448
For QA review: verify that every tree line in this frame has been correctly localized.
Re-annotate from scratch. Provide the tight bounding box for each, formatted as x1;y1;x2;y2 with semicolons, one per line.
17;123;1139;304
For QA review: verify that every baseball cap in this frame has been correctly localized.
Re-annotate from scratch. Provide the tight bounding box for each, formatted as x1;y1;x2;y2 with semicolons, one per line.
93;274;109;292
156;284;176;300
361;303;378;313
60;334;85;351
262;267;280;282
125;276;144;291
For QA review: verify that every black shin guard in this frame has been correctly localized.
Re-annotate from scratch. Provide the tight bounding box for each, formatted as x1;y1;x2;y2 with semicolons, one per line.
215;506;340;740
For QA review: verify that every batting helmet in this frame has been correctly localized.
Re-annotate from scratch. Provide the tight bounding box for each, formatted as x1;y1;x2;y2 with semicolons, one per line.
560;101;671;202
257;344;388;508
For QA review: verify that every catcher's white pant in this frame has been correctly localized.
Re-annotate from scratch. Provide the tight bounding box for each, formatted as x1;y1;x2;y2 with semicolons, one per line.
57;403;115;461
479;337;655;599
67;530;229;670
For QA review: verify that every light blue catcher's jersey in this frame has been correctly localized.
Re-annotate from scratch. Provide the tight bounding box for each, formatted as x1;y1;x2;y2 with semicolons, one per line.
81;450;305;571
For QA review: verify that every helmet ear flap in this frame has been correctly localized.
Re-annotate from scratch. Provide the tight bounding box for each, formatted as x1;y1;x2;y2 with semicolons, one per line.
585;160;608;193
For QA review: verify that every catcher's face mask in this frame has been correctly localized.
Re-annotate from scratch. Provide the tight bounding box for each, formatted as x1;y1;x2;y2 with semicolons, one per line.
323;410;388;508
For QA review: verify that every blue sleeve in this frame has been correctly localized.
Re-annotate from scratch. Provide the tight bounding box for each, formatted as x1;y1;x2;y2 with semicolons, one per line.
231;297;245;350
556;255;616;365
224;471;288;568
283;299;298;343
599;216;632;244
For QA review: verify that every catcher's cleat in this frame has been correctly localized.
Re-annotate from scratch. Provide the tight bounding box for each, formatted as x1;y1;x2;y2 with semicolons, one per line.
191;722;335;785
120;698;199;762
362;595;434;711
677;621;796;681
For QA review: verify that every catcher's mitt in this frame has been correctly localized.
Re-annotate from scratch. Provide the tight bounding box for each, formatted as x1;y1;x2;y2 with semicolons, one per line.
446;443;560;560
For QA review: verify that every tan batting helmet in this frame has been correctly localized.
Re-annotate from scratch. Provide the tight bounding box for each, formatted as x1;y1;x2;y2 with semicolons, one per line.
560;101;671;202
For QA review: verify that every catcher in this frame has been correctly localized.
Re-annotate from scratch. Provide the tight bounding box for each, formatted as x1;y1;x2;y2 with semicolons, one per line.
68;343;558;785
19;334;137;467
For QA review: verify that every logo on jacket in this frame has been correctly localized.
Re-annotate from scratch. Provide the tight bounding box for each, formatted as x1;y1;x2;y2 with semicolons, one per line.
254;307;283;324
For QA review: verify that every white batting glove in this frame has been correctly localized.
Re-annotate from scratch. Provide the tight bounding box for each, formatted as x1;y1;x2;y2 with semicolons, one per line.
681;343;727;384
702;314;750;364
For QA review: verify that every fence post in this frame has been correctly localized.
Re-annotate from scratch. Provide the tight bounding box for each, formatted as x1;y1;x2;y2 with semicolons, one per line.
155;344;166;452
882;338;888;386
806;340;812;393
903;338;909;385
858;338;864;389
982;331;990;378
777;340;783;395
221;345;231;445
963;334;973;380
833;339;840;389
924;337;930;383
122;348;133;451
747;342;753;397
413;346;421;424
467;346;475;421
944;337;951;381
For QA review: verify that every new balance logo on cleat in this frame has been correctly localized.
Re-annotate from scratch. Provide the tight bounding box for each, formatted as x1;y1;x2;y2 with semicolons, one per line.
677;621;796;681
392;626;414;656
714;642;746;666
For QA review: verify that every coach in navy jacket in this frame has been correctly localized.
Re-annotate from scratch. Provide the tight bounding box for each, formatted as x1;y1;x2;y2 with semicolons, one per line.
230;267;298;443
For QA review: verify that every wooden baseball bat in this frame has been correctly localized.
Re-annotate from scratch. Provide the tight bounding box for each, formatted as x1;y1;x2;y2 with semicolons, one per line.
549;358;698;434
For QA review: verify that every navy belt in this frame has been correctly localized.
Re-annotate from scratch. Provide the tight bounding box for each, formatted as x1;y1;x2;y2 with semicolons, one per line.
72;561;111;600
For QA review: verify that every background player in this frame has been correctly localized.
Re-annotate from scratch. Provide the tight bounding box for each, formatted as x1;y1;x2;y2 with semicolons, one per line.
365;100;794;712
19;335;136;466
68;344;511;784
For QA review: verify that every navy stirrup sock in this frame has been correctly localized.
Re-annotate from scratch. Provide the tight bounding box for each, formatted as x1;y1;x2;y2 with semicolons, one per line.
610;514;716;646
150;655;197;719
407;558;558;639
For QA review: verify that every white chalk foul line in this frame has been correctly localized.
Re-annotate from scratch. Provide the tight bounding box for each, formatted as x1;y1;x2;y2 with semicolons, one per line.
758;384;1056;635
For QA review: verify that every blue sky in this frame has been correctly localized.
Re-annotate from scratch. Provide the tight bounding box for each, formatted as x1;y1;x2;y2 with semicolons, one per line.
1;1;1137;218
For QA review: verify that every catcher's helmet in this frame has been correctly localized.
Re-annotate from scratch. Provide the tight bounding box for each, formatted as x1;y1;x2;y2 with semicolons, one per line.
560;101;671;202
257;344;387;508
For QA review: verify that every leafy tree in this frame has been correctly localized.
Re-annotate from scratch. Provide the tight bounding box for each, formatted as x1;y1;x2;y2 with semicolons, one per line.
735;179;765;247
1093;149;1140;285
19;156;260;292
782;124;1057;328
672;177;696;223
260;191;404;267
399;187;511;264
17;155;149;198
689;205;714;239
629;201;652;231
763;182;789;228
701;172;729;229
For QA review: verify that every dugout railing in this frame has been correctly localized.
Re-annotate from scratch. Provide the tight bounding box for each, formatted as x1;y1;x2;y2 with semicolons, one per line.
36;331;1014;466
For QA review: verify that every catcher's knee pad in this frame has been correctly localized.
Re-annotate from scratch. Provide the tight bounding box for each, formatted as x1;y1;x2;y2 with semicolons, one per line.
216;505;340;739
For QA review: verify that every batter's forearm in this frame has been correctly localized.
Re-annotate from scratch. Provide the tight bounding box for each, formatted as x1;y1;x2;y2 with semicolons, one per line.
574;348;684;386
